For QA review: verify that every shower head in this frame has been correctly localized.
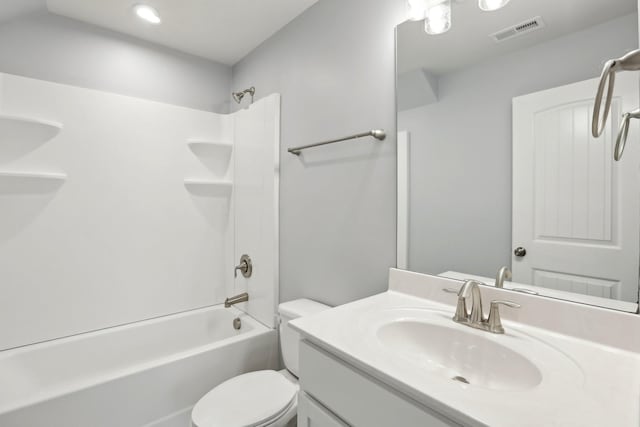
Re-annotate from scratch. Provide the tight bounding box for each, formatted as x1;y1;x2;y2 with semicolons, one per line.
232;91;245;103
232;87;256;104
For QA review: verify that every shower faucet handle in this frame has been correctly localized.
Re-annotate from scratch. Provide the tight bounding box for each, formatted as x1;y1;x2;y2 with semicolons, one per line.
234;254;253;278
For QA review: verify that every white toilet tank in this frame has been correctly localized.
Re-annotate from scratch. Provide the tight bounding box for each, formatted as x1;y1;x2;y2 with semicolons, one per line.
278;299;330;377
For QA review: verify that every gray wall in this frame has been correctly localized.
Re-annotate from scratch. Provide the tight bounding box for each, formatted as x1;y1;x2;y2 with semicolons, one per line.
399;14;638;278
0;11;232;112
232;0;406;306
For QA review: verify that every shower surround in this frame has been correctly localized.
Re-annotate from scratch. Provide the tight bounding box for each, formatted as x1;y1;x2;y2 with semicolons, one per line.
0;73;280;425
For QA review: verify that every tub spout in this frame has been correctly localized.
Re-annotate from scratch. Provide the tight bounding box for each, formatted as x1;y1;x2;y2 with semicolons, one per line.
225;292;249;308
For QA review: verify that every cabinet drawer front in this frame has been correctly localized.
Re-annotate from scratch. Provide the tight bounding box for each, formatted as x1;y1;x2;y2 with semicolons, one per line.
298;392;349;427
299;340;459;427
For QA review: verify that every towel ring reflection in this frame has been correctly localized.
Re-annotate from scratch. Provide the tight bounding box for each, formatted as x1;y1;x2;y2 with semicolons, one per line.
614;109;640;161
592;49;640;138
592;60;616;138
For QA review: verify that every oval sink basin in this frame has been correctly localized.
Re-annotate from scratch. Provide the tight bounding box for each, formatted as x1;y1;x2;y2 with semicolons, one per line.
377;320;542;391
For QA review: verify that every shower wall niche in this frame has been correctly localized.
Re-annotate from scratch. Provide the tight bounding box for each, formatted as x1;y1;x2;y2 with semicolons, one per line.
0;72;280;350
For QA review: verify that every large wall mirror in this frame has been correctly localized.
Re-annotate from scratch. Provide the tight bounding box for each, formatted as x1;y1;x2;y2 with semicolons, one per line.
396;0;640;312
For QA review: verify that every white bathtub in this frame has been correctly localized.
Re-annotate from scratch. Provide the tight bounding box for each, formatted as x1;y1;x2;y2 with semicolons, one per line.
0;306;278;427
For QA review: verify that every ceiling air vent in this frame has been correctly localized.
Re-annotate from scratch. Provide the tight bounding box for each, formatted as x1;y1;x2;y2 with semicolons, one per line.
490;16;545;43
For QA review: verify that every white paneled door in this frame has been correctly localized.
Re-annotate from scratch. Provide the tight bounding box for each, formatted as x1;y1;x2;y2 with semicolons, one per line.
513;75;640;302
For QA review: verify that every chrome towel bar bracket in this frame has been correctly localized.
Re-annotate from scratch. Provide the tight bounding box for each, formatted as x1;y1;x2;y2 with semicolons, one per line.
288;129;386;156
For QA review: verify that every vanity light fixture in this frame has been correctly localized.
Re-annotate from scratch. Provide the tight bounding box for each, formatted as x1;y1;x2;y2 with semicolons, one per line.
424;0;452;35
407;0;428;21
411;0;506;36
478;0;511;11
408;0;451;35
133;4;161;24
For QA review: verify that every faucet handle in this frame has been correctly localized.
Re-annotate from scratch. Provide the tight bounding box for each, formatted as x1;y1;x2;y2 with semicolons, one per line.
442;288;468;322
486;300;521;334
492;300;521;309
234;254;253;278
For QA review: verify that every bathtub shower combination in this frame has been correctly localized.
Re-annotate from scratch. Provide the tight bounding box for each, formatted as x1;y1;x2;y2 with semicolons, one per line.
0;308;277;426
0;73;281;426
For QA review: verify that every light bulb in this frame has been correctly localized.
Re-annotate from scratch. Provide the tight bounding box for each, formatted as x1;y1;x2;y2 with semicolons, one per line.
478;0;511;11
407;0;428;21
425;0;451;35
133;4;161;24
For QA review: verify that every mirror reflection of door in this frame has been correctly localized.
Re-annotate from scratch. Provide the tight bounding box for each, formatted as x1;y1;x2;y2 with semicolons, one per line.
513;75;640;306
395;0;640;311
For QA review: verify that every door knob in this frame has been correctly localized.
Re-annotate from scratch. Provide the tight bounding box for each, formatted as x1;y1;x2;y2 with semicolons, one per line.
234;254;253;278
514;247;527;257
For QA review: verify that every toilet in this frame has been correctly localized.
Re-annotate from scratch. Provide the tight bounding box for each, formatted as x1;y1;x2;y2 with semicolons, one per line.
191;299;331;427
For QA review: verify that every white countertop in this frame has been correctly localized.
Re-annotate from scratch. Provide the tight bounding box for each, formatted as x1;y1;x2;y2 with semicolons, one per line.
440;270;638;313
291;269;640;427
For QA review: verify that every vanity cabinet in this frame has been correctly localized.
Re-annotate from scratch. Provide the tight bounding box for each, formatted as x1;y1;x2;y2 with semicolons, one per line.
298;340;460;427
298;392;348;427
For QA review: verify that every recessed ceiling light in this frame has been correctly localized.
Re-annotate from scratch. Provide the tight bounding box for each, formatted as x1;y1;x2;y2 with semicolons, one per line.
133;4;161;24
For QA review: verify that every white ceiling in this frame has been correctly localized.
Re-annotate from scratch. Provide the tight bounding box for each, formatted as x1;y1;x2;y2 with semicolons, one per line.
0;0;46;23
45;0;319;65
397;0;637;76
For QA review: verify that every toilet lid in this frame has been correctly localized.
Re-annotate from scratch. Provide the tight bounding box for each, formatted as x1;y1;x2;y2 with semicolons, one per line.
192;370;298;427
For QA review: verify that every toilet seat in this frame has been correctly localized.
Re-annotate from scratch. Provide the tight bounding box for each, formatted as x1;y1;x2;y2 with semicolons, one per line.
191;370;298;427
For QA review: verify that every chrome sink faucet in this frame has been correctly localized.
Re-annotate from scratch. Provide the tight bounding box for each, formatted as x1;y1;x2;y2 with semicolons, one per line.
444;280;520;334
453;280;485;324
495;266;512;288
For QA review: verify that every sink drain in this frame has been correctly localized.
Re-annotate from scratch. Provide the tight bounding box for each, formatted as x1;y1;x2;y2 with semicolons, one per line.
452;376;470;385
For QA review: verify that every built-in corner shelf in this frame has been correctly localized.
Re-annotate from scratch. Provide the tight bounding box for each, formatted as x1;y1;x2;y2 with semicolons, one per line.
187;139;232;151
184;179;232;197
187;139;232;176
0;115;63;145
0;171;67;193
0;171;67;181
